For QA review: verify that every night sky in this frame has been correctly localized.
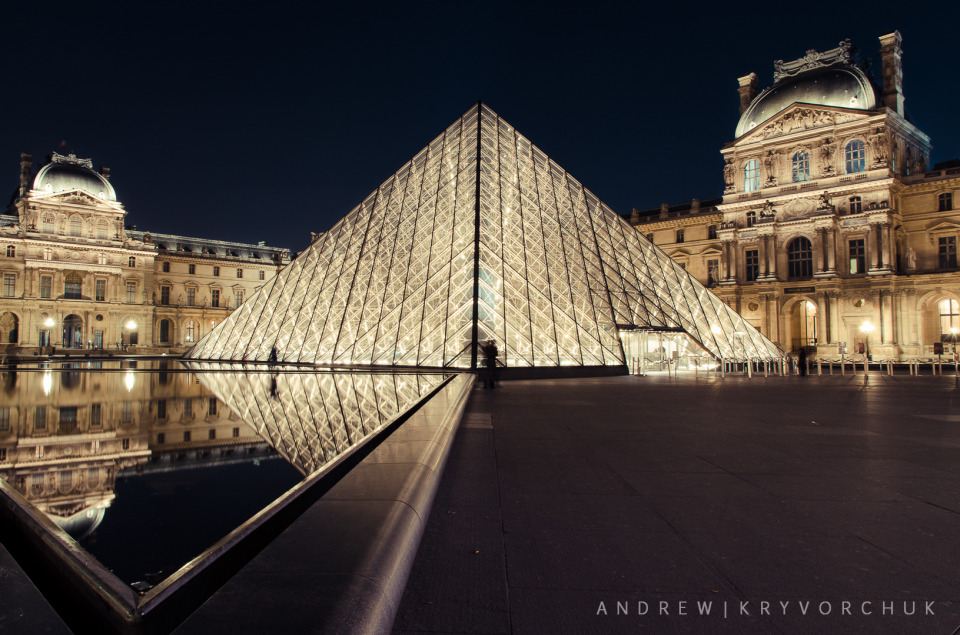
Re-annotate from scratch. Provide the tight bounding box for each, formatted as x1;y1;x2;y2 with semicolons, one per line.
4;4;957;254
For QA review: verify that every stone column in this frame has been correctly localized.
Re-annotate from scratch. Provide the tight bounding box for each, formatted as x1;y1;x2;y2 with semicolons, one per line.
767;236;777;279
881;291;893;344
817;292;829;345
903;289;919;345
829;291;841;344
720;240;730;281
881;223;892;270
868;224;879;269
758;235;767;278
814;229;825;274
871;289;883;347
826;229;837;272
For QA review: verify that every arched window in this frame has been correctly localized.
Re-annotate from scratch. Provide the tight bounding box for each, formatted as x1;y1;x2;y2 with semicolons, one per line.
64;273;82;299
97;219;109;239
792;151;810;182
939;299;960;339
185;320;195;343
787;237;813;279
69;216;82;237
845;140;866;174
743;159;760;192
42;214;55;234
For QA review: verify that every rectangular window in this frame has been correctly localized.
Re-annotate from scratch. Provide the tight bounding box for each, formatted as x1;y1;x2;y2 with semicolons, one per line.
939;236;957;269
211;289;220;307
208;428;216;440
0;448;6;462
746;211;756;227
35;406;46;430
941;193;954;211
162;261;170;273
708;225;717;240
2;273;14;298
5;246;14;257
64;275;81;299
157;399;167;419
128;257;136;268
187;287;196;306
259;270;265;280
236;268;243;278
95;279;106;302
157;432;165;444
91;403;101;427
849;239;865;274
849;197;862;214
183;431;191;442
188;264;196;275
208;398;217;416
0;407;9;431
40;275;52;299
122;438;130;450
213;266;219;277
745;249;759;282
160;286;170;305
235;290;244;306
126;281;136;303
121;402;132;424
43;248;52;261
183;398;193;418
675;229;684;243
232;427;240;438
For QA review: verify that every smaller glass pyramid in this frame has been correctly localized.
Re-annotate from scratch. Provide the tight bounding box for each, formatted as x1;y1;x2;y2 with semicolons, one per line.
187;104;782;367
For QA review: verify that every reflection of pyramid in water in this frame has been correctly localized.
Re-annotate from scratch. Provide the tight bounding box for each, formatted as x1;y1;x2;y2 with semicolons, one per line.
187;103;781;367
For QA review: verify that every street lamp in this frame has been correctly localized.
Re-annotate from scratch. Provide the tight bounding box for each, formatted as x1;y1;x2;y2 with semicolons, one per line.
121;320;137;350
860;321;875;367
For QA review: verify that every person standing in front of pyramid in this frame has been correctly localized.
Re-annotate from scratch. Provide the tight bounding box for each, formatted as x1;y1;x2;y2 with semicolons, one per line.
483;340;499;388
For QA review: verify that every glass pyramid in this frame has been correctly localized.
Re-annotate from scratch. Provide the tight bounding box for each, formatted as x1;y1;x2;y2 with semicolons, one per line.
186;103;782;367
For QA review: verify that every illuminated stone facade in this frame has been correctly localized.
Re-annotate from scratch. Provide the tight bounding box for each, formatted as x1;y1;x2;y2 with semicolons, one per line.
629;32;960;361
0;152;291;354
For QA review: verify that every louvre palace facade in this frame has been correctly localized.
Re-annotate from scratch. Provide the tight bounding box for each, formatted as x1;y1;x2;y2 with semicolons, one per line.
0;152;291;355
629;31;960;361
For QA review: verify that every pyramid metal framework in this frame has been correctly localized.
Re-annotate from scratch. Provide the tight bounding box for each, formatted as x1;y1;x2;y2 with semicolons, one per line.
187;103;782;367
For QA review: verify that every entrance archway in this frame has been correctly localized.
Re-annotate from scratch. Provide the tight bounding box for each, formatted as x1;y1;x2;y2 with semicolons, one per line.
0;312;18;344
63;314;83;349
790;300;817;351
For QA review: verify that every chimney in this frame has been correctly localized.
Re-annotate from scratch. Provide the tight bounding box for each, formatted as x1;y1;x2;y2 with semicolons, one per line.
879;31;904;115
738;73;759;115
19;153;32;198
99;166;111;180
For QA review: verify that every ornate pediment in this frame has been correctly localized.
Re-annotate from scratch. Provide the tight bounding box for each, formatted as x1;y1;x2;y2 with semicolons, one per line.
36;189;121;210
773;40;853;82
742;104;867;143
926;220;960;233
778;196;820;221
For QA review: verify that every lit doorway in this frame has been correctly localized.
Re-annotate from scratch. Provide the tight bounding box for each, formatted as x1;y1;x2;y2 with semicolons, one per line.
63;314;83;349
791;300;817;351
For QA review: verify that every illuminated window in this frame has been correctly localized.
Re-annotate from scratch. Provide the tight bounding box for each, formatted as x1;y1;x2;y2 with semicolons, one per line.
844;140;866;174
40;275;52;299
2;274;14;298
792;151;809;182
185;320;195;343
126;281;137;303
707;259;719;285
64;272;82;299
95;279;106;302
787;237;813;279
43;248;52;261
849;239;865;274
743;159;760;192
70;216;82;237
97;253;107;265
940;193;954;211
97;219;108;239
939;299;960;338
745;249;759;282
939;236;957;269
5;246;14;257
849;196;862;214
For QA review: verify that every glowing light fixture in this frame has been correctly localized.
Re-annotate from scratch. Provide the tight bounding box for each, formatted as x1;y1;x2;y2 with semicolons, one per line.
125;371;135;392
42;371;52;396
44;318;55;327
860;321;874;334
125;320;137;330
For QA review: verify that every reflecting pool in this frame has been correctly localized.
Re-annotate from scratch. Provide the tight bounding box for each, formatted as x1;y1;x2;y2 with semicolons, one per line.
0;360;447;588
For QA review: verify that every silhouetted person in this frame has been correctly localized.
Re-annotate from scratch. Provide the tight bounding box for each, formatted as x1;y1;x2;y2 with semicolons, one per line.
268;346;278;365
798;347;807;376
483;339;499;388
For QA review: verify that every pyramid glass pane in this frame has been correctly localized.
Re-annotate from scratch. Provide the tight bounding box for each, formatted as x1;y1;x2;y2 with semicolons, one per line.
187;104;782;367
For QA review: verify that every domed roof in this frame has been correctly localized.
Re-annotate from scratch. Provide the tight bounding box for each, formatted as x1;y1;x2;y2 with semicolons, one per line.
735;65;878;138
33;153;117;201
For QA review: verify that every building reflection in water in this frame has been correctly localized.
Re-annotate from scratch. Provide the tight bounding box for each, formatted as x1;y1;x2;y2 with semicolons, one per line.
0;360;449;585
